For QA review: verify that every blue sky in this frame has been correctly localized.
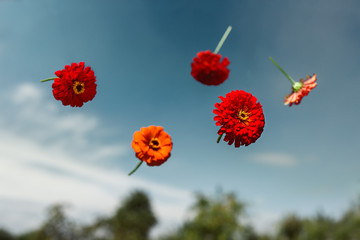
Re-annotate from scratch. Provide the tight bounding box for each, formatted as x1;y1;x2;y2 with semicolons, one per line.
0;0;360;236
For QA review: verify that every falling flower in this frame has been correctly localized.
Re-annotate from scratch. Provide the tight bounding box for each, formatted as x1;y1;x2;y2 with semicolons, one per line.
284;74;317;106
213;90;265;148
129;126;173;175
191;50;230;85
40;62;97;107
191;26;232;85
269;57;317;107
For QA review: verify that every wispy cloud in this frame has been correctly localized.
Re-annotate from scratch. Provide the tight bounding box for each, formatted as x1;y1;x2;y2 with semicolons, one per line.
0;83;192;235
251;153;297;167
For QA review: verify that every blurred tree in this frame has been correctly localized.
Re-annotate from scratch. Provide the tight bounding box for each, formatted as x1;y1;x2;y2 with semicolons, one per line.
16;207;114;240
111;190;157;240
241;226;274;240
16;231;45;240
80;217;113;240
333;198;360;240
42;204;79;240
159;190;245;240
0;228;15;240
242;226;274;240
299;213;334;240
277;214;303;240
241;226;259;240
75;190;157;240
17;204;79;240
12;191;360;240
78;190;157;240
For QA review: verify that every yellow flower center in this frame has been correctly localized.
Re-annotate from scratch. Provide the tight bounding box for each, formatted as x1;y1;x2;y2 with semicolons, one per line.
149;138;161;150
73;81;85;95
238;109;250;125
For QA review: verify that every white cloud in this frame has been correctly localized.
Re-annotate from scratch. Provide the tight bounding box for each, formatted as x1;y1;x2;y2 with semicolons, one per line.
251;153;297;167
11;83;43;104
0;83;192;235
7;83;99;148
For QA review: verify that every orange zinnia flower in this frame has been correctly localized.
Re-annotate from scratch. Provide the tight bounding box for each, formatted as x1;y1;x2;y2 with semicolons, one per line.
284;74;317;106
131;126;173;168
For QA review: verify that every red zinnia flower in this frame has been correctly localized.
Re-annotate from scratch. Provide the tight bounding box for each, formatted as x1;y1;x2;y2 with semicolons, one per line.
190;26;232;86
191;50;230;85
284;74;317;106
213;90;265;148
131;126;173;167
51;62;97;107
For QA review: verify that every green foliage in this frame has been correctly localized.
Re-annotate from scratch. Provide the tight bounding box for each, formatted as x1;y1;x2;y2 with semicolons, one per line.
0;228;15;240
79;217;113;240
6;191;360;240
241;226;273;240
112;190;157;240
15;204;78;240
77;190;157;240
275;201;360;240
41;204;79;240
161;190;246;240
333;199;360;240
278;214;303;240
299;213;335;240
16;231;42;240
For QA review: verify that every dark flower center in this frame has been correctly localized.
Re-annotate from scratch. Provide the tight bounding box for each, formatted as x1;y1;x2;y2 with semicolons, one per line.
73;81;85;95
149;138;161;150
238;109;250;125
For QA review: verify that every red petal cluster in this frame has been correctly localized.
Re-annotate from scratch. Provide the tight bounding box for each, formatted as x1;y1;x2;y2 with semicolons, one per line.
213;90;265;148
284;74;317;106
191;50;230;85
52;62;97;107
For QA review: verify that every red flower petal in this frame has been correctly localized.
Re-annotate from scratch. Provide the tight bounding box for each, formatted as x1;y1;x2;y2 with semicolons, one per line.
52;62;97;107
191;50;230;85
284;74;317;106
213;90;265;148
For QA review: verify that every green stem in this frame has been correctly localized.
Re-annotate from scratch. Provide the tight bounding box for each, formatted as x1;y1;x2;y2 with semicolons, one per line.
128;161;144;176
40;77;57;82
217;133;224;143
269;57;296;85
214;26;232;54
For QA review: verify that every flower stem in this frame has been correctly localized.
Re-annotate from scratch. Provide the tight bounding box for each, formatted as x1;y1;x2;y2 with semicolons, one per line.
214;26;232;54
40;77;57;82
217;133;224;143
128;161;143;176
269;57;296;85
